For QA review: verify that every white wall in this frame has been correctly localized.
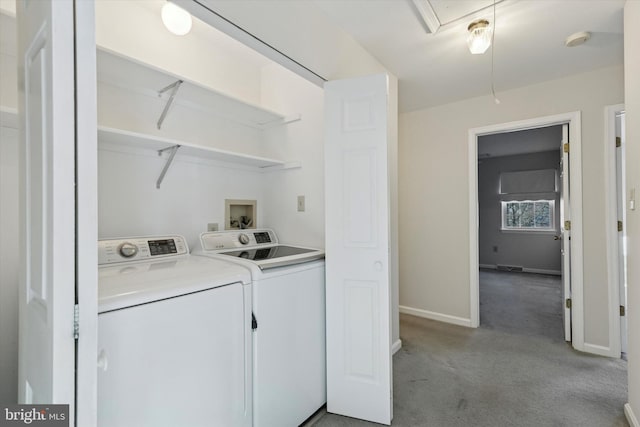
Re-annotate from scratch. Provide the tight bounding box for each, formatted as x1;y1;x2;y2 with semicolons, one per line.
624;1;640;424
0;8;17;403
260;64;325;248
0;125;18;403
98;146;266;251
399;65;623;348
95;0;263;107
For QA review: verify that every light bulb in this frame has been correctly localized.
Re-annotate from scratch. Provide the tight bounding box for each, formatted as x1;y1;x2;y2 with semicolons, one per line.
161;2;192;36
467;19;492;54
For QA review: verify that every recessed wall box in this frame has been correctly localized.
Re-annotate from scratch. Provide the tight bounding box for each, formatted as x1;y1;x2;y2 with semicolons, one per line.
225;199;257;230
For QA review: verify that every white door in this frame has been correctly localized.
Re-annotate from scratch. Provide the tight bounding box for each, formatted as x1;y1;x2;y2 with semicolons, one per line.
560;123;572;342
324;74;392;425
17;1;98;424
616;112;628;354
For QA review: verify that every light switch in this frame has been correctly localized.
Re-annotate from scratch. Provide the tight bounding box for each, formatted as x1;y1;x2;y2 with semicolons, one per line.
297;195;305;212
630;188;636;211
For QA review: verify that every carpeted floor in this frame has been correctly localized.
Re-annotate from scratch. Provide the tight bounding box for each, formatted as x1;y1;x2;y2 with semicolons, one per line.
310;270;628;427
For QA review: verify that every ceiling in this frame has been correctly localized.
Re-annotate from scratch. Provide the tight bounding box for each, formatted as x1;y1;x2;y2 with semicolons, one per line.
311;0;625;112
0;0;626;115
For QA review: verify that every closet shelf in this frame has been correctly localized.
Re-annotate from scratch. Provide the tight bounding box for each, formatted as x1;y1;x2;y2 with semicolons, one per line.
97;50;301;130
98;126;301;172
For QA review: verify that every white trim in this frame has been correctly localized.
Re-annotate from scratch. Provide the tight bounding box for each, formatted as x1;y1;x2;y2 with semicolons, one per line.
391;339;402;355
479;264;561;276
399;305;473;328
604;103;625;358
469;135;480;328
524;268;561;276
625;403;639;427
468;111;585;350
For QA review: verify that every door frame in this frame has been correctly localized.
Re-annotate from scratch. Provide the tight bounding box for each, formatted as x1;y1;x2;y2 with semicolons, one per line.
468;111;585;351
604;103;626;358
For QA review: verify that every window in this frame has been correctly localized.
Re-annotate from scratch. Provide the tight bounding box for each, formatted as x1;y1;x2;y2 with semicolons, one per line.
502;200;555;231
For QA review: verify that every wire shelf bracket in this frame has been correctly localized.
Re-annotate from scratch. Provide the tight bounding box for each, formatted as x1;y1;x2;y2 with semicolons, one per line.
156;144;181;189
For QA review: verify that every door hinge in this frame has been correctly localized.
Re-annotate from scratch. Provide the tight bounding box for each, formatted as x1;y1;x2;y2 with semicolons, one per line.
620;305;626;316
251;312;258;330
565;298;572;309
618;221;623;232
73;304;80;340
563;143;570;153
564;220;571;231
616;137;621;148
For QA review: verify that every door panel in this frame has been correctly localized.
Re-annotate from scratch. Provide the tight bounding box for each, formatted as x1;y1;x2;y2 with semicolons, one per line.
325;74;392;425
17;0;76;416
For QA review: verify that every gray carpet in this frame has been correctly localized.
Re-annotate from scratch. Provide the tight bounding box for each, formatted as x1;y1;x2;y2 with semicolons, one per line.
310;270;628;427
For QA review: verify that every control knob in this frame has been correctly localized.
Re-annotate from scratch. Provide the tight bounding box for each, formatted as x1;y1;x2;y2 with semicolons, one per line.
118;242;139;258
238;233;250;245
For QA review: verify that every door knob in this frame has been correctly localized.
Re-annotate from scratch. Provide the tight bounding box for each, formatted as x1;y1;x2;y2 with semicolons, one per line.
554;235;561;240
374;261;383;271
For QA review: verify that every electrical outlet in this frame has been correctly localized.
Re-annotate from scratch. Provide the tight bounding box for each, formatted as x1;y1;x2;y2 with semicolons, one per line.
297;195;305;212
207;223;219;232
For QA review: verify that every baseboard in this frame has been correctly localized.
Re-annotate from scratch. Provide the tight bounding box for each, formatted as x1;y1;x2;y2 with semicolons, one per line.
392;339;402;355
399;305;472;327
626;403;639;427
581;342;617;358
479;264;561;276
524;267;561;276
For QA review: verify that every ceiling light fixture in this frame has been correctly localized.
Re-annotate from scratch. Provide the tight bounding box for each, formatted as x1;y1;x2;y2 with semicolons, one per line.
467;19;492;54
565;31;591;47
161;2;193;36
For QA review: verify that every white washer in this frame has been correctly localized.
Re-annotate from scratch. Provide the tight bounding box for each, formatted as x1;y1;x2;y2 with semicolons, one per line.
98;235;252;427
194;229;326;427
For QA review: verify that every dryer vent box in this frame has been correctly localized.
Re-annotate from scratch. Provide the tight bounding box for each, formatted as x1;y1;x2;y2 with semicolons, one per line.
225;199;257;230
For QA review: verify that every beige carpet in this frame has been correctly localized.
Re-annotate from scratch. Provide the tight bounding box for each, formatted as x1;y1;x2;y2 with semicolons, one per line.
311;270;628;427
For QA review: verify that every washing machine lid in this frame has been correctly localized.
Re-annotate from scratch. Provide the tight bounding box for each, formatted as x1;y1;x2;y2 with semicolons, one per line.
198;229;324;271
98;255;250;313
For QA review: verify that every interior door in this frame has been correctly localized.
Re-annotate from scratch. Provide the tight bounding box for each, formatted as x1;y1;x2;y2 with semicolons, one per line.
324;74;392;425
17;0;78;420
560;123;572;342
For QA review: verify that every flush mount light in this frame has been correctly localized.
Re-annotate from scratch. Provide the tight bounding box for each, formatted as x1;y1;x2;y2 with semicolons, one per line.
161;2;192;36
467;19;492;54
565;31;591;47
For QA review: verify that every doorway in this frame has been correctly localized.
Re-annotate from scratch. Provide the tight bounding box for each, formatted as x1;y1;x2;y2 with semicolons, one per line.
477;125;565;340
468;112;585;350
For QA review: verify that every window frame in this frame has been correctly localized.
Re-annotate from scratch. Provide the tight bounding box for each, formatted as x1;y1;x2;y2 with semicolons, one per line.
500;199;556;232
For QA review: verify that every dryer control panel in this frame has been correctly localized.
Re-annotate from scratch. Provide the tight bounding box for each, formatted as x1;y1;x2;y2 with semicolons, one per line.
98;235;188;265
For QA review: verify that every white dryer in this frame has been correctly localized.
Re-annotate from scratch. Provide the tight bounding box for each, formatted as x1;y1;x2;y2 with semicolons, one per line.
194;229;326;427
98;235;252;427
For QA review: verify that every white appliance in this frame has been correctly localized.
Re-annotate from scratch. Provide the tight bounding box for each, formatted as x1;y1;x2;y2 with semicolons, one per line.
97;235;252;427
194;229;326;427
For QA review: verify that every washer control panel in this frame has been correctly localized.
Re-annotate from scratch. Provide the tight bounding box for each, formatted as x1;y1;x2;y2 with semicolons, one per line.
201;229;277;251
99;235;188;265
